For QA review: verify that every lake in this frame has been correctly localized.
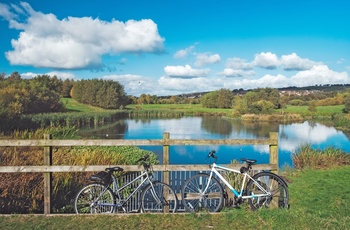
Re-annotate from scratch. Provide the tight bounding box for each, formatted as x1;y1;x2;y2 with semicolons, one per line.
78;116;350;168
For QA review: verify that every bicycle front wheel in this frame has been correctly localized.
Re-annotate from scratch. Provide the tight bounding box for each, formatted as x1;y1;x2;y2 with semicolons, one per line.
140;181;178;213
181;173;224;212
246;172;289;210
74;183;115;214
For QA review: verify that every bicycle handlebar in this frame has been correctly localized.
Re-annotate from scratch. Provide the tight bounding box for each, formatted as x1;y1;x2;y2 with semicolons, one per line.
207;150;218;163
136;154;151;170
137;154;150;163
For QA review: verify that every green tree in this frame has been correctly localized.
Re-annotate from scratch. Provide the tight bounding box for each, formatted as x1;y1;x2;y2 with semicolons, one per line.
71;79;128;109
343;94;350;113
61;79;74;98
250;100;275;114
232;96;248;115
201;91;218;108
217;89;234;108
308;101;317;113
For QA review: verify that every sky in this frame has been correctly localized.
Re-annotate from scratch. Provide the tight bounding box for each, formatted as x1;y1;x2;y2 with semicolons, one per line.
0;0;350;96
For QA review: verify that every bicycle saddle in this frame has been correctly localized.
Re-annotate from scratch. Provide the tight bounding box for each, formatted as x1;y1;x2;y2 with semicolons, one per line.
240;158;257;164
105;166;124;172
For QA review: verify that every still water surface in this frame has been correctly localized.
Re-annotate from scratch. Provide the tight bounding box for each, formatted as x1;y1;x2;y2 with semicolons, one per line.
78;117;350;168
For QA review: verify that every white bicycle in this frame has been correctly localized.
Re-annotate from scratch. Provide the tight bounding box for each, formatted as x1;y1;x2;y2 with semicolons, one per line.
181;150;289;212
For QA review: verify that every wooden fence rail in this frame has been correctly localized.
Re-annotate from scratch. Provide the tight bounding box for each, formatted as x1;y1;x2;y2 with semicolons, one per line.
0;132;279;215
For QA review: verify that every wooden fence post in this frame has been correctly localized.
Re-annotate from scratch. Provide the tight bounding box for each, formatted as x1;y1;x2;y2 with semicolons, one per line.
163;132;170;184
43;134;52;215
163;132;170;212
269;132;278;174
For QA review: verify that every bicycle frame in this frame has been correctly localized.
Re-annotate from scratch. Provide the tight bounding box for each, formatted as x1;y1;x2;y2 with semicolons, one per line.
94;168;161;211
205;163;271;200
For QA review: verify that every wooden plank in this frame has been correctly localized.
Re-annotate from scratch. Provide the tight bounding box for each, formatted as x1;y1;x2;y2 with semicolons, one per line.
0;164;277;173
0;138;276;147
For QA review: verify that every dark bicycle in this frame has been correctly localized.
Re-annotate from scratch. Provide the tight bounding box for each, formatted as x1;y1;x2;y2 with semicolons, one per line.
74;154;178;214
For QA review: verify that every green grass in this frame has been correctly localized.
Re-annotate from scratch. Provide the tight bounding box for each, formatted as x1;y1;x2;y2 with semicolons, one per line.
282;105;344;115
126;104;233;116
60;98;108;112
1;166;349;229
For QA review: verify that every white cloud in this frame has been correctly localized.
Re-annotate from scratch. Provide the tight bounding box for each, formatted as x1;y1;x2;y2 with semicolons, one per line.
102;74;159;96
2;2;164;69
194;53;221;67
46;71;77;80
281;53;319;71
164;65;211;78
219;68;255;77
226;57;254;70
20;71;77;80
158;76;220;94
290;65;349;86
253;52;280;69
174;46;195;58
0;3;17;21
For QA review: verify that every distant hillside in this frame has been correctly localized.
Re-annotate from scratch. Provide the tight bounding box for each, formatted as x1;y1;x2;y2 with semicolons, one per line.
158;84;350;99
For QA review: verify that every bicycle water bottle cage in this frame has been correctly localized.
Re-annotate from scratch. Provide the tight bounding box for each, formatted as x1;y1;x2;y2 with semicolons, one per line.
90;171;112;185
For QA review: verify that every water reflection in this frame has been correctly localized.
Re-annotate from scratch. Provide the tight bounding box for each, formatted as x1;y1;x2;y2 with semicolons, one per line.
78;117;350;167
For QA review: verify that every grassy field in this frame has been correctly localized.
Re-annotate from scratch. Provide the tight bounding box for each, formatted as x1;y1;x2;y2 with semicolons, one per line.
126;103;233;116
282;105;344;115
60;98;108;112
61;98;345;117
1;166;349;230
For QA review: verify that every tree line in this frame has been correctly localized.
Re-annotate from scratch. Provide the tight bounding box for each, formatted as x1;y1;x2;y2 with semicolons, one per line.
2;71;350;131
0;72;128;131
199;87;350;114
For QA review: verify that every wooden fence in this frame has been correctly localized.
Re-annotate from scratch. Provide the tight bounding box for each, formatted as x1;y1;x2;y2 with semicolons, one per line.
0;132;279;214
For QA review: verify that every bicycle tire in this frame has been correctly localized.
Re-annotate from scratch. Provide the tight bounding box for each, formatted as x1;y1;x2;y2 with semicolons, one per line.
245;172;289;210
140;181;178;213
74;183;115;214
181;173;224;212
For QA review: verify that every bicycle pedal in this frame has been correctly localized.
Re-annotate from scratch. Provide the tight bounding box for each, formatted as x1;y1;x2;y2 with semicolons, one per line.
232;203;240;208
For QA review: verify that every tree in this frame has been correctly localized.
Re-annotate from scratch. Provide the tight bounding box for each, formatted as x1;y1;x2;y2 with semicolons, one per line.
217;89;234;108
201;91;218;108
232;96;248;115
71;79;128;109
61;79;74;98
308;101;317;113
343;94;350;113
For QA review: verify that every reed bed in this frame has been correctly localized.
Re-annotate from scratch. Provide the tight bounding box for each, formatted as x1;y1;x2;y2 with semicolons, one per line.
19;111;127;130
0;127;157;214
292;144;350;169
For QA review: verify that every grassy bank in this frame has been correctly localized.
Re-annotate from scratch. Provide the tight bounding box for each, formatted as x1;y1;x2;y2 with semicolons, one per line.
61;98;108;112
1;166;349;229
126;104;232;116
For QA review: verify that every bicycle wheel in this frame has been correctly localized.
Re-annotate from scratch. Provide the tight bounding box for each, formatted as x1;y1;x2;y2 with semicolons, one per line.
140;181;178;213
74;183;115;214
245;172;289;210
181;173;224;212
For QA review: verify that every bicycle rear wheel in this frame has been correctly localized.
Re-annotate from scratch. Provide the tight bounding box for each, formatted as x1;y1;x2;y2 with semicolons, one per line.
245;172;289;210
140;181;178;213
74;183;115;214
181;173;224;212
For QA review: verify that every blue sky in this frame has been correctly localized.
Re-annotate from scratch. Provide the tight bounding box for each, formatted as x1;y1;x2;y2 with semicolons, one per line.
1;0;350;96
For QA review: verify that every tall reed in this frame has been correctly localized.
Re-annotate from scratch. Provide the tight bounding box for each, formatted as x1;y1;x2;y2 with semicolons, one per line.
0;127;157;214
292;144;350;169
